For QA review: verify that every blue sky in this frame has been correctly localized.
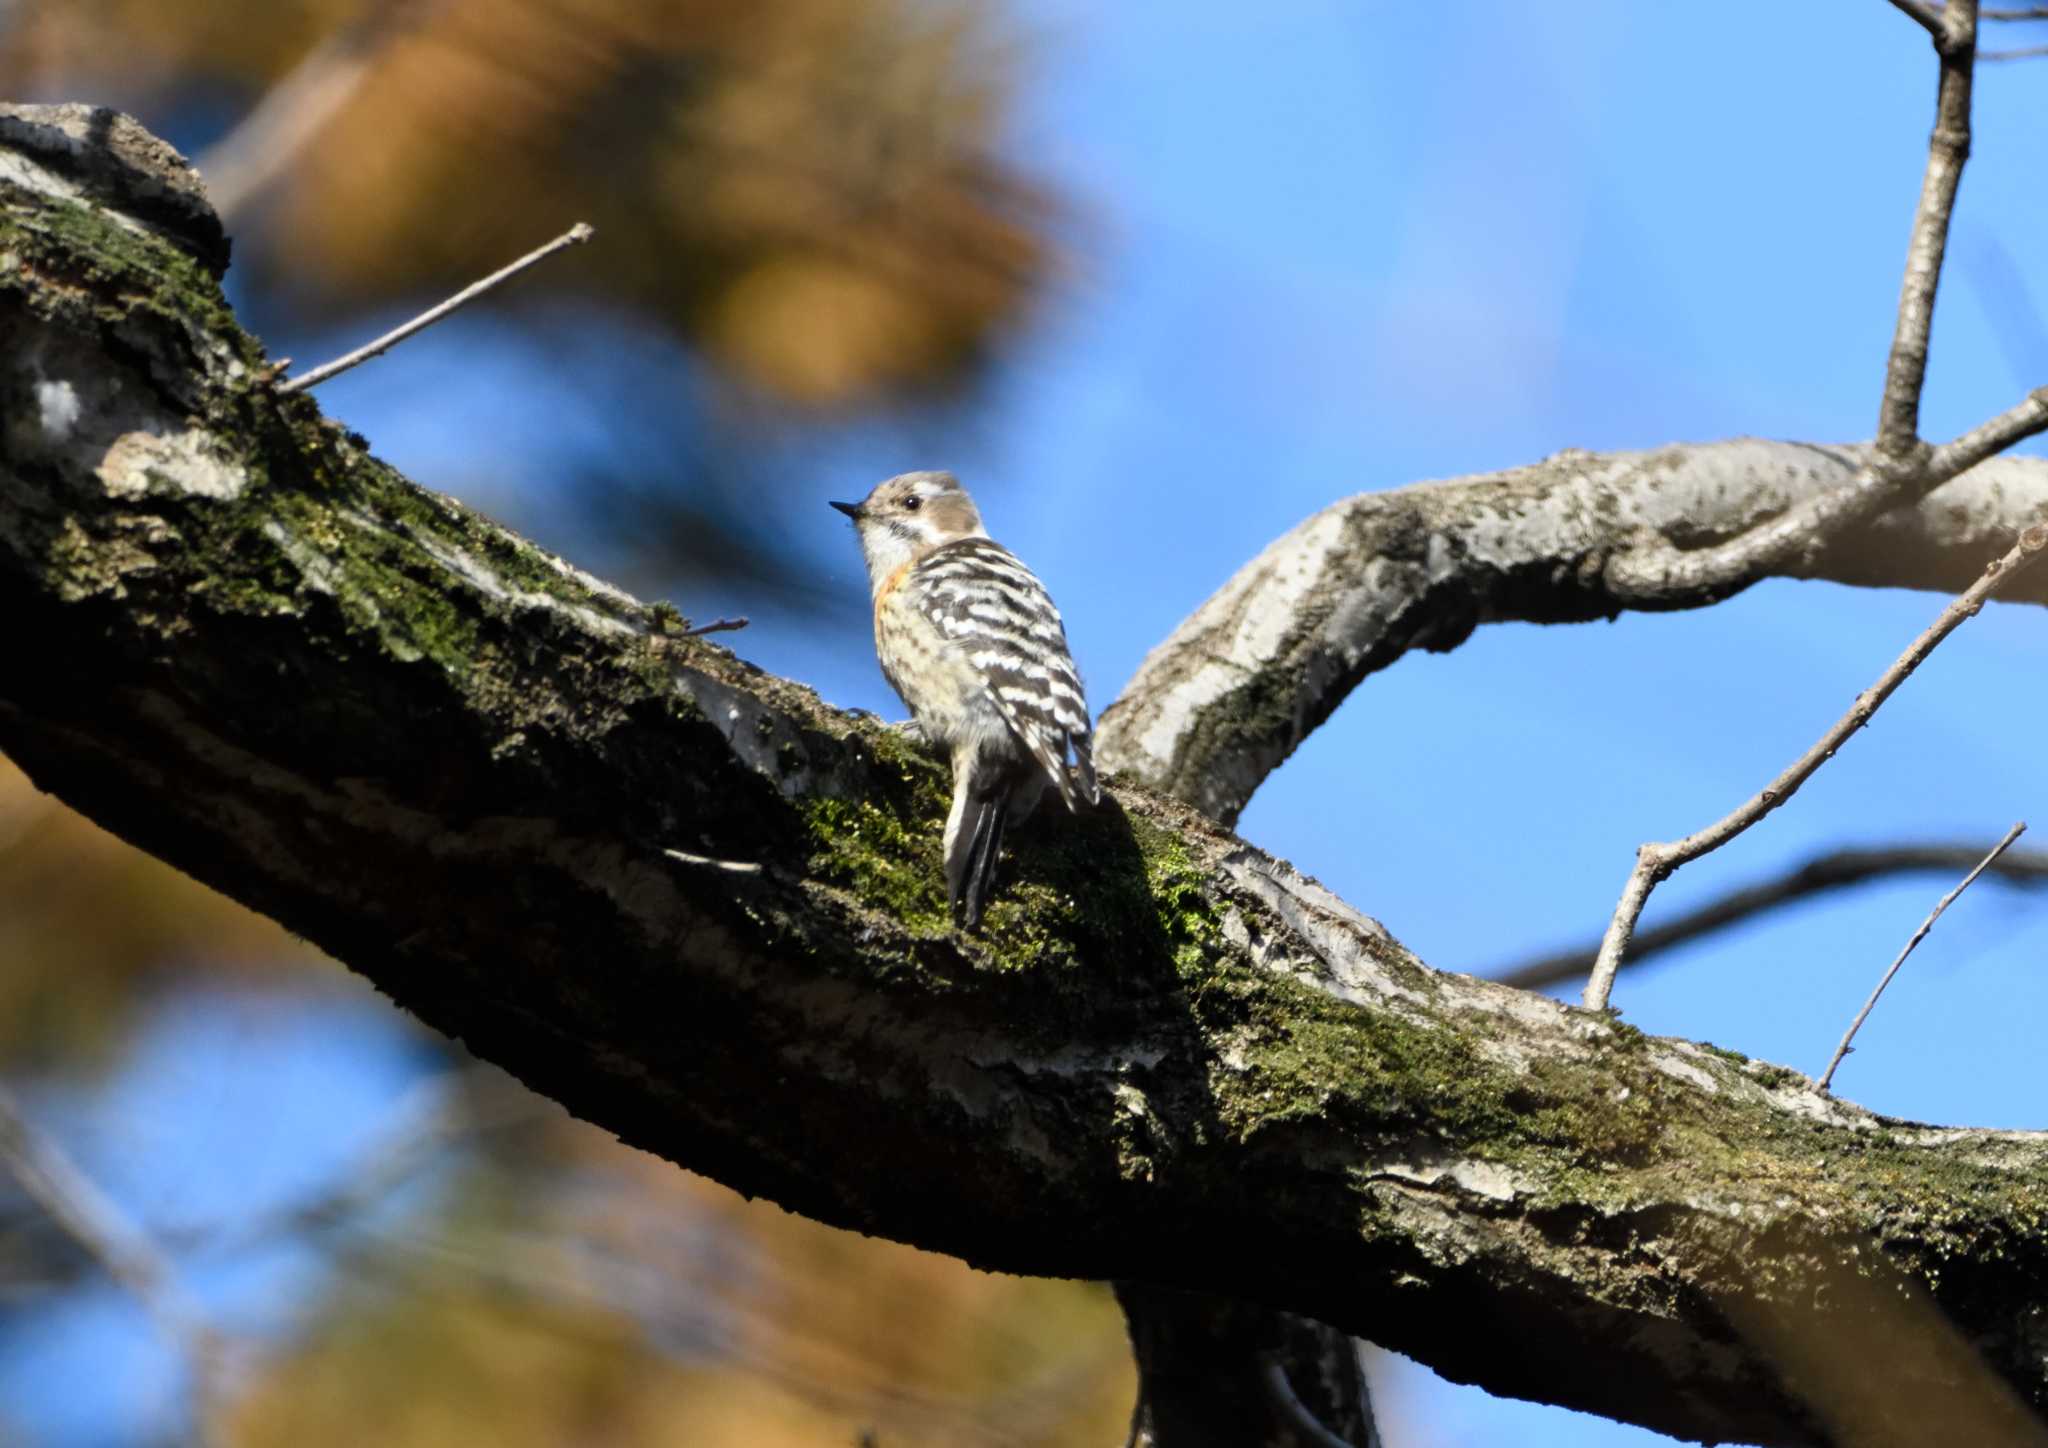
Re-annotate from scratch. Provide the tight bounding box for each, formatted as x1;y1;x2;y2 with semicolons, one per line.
10;3;2048;1444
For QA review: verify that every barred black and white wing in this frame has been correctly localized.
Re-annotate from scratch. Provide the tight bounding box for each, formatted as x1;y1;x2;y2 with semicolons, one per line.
908;537;1099;810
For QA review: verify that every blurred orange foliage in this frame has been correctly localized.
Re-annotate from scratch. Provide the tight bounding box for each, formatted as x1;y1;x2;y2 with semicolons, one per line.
0;756;336;1070
233;1155;1133;1446
3;0;1055;404
0;9;1119;1435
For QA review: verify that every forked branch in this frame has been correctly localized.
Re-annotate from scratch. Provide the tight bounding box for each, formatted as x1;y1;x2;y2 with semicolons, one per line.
1579;0;2048;1010
1583;523;2048;1010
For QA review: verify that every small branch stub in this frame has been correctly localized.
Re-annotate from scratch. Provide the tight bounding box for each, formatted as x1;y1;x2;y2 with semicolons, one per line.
682;615;749;637
1817;821;2027;1093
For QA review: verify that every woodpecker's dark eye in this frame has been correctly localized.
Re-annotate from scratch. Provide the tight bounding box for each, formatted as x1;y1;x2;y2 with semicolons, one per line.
903;495;923;512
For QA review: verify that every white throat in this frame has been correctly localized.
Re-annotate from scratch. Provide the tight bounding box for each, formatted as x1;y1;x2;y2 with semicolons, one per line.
858;515;987;596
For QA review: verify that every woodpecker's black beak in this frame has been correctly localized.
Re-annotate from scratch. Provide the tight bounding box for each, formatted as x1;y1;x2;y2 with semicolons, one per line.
829;499;863;520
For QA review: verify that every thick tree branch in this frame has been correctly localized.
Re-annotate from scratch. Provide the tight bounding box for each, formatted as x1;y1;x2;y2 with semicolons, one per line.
1096;440;2048;824
1099;0;2048;828
13;105;2048;1448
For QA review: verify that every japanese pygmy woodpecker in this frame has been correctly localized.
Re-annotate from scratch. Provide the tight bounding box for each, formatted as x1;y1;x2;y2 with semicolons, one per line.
832;472;1098;928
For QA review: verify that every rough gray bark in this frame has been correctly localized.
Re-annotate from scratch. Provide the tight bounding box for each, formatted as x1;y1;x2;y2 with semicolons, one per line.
1096;441;2048;825
11;106;2048;1447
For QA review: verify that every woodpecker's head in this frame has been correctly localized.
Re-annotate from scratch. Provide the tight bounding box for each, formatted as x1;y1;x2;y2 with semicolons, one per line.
831;471;988;588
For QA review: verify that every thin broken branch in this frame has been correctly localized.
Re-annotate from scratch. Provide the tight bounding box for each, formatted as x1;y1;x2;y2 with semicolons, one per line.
280;221;595;392
1816;822;2027;1092
1583;523;2048;1011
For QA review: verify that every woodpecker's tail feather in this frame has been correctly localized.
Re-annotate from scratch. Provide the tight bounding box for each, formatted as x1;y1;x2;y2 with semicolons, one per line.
947;781;1010;930
1070;735;1100;808
1034;733;1099;814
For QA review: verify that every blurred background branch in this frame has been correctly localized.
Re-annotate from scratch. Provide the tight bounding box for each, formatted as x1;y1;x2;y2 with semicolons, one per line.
1494;838;2048;991
0;1085;234;1446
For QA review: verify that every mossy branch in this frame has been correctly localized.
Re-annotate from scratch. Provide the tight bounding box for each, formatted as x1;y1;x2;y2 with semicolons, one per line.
7;107;2048;1448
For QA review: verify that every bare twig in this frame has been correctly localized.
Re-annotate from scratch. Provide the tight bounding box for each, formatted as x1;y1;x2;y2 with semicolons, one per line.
1885;0;1947;35
0;1086;233;1444
1983;6;2048;19
1878;1;1977;454
1496;842;2048;991
1816;822;2026;1093
1927;384;2048;475
279;222;595;393
1982;40;2048;56
683;615;750;637
1584;523;2048;1011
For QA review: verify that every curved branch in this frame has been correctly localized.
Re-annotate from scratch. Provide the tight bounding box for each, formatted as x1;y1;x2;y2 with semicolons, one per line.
1096;441;2048;823
12;106;2048;1448
1096;4;2048;832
